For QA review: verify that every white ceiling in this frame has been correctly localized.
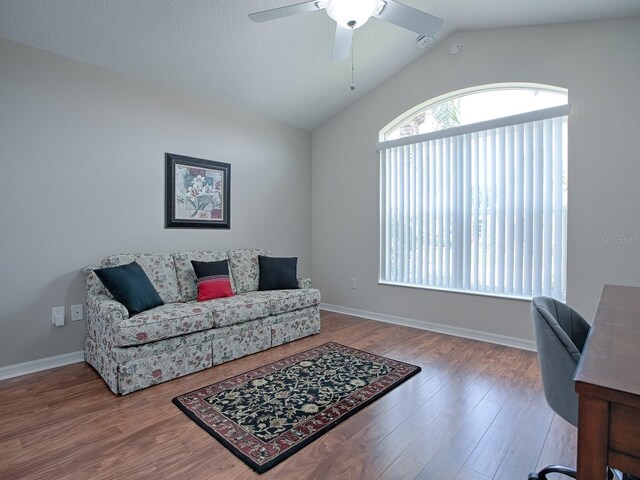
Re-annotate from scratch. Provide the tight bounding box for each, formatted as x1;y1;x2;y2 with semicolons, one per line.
1;0;639;131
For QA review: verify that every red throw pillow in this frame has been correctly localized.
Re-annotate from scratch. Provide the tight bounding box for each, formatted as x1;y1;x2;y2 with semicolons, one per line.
191;260;234;301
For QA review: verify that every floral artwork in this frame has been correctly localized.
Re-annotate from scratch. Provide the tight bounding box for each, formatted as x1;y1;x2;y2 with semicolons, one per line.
175;167;223;220
165;153;231;228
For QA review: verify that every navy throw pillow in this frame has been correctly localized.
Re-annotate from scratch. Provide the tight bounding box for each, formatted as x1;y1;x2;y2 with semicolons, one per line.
94;261;164;316
258;256;298;291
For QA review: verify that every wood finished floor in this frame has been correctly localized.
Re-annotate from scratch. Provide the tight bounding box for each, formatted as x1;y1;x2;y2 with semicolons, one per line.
0;311;576;480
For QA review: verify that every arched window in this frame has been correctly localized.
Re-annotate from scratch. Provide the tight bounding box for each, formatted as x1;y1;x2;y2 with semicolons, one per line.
378;83;569;300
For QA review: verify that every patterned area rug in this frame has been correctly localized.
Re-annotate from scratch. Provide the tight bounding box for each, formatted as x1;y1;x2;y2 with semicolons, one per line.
172;342;421;473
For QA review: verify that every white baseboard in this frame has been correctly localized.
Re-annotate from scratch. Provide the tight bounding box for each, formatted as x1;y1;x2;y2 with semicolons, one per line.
0;350;85;381
0;306;534;381
320;303;536;352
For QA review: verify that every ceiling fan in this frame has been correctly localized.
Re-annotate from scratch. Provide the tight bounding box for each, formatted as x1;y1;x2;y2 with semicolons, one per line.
249;0;444;62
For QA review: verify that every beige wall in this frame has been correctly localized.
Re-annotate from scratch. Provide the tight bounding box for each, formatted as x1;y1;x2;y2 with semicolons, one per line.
0;39;312;367
312;17;640;342
2;16;639;368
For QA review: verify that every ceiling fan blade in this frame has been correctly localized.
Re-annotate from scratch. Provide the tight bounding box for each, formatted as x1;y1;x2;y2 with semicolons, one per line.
248;1;322;22
375;0;444;36
331;24;353;62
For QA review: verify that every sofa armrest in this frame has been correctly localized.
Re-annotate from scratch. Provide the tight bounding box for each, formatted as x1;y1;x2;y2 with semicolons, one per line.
297;277;312;289
82;264;99;275
88;294;129;322
83;264;108;298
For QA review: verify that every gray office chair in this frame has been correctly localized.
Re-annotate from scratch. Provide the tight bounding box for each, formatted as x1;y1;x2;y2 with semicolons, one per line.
530;297;638;480
528;296;590;480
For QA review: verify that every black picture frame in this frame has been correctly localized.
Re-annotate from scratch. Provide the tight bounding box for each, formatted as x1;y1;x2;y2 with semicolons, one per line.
165;153;231;229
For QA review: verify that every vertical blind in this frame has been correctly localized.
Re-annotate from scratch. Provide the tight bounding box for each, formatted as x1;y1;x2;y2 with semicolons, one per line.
378;105;569;300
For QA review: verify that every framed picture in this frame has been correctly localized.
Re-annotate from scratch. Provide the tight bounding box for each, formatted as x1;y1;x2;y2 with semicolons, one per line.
165;153;231;229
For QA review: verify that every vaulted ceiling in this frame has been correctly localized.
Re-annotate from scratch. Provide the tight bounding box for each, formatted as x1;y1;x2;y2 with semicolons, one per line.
1;0;639;131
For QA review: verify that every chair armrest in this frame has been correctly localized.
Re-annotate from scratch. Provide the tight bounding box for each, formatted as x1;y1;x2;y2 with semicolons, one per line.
297;277;312;289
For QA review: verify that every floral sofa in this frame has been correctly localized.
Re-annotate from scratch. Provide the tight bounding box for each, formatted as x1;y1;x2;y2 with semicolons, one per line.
83;249;321;395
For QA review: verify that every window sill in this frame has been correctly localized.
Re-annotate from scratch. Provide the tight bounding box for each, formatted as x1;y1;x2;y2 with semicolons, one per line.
377;280;555;302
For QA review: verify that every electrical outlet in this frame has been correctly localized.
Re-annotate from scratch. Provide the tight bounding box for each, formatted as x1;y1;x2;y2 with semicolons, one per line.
52;306;65;327
71;304;84;321
349;277;357;289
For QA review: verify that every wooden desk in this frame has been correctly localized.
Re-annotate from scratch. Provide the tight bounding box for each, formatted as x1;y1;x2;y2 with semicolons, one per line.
575;284;640;479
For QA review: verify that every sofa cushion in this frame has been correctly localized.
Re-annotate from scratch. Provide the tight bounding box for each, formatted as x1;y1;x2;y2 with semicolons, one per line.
258;256;298;290
111;303;213;347
191;259;234;301
102;253;182;304
197;295;270;328
243;288;321;315
94;261;164;316
227;248;270;294
108;329;211;363
172;250;230;301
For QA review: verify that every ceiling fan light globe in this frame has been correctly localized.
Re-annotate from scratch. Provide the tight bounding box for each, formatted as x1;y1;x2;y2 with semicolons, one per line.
326;0;378;29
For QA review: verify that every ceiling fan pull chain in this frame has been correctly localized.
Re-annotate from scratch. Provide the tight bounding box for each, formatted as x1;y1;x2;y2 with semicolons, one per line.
350;37;356;91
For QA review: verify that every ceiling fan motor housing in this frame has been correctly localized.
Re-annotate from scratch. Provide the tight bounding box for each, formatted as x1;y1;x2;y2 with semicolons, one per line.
325;0;380;29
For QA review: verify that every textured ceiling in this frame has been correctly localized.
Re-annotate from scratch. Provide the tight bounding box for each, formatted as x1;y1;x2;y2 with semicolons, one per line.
1;0;639;131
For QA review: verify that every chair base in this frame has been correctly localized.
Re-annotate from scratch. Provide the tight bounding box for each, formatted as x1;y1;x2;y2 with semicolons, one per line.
528;465;577;479
528;466;638;480
611;469;640;480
